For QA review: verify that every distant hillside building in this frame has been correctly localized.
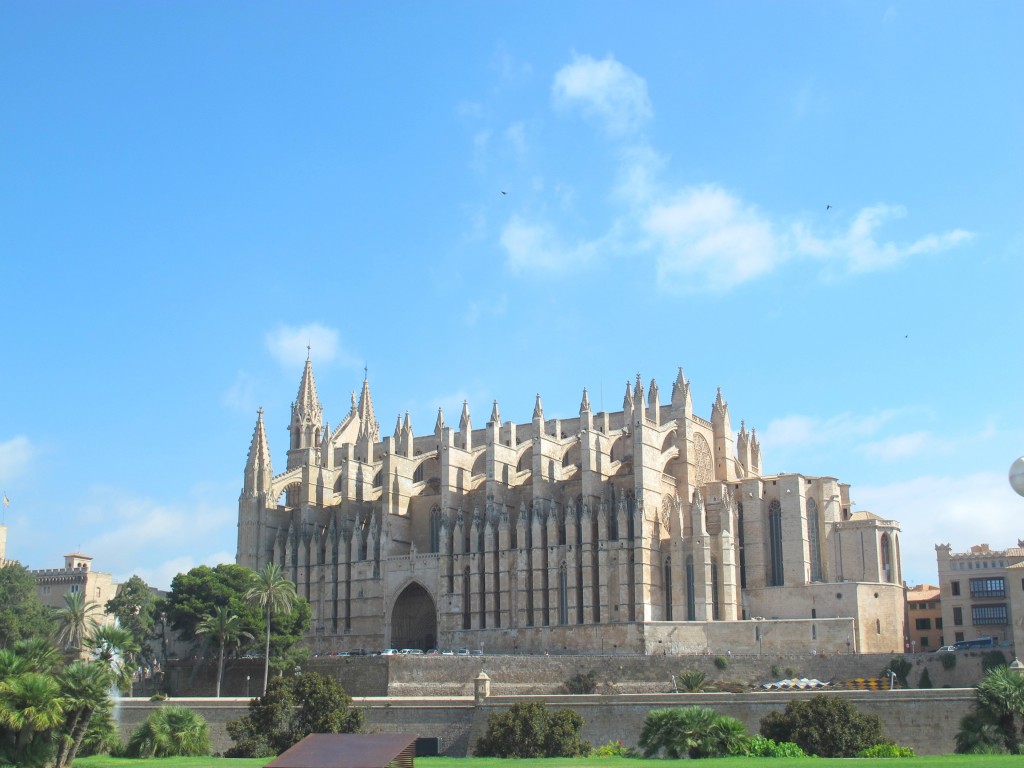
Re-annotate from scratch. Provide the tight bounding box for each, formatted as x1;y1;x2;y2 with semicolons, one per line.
905;584;943;651
237;361;905;655
935;542;1024;649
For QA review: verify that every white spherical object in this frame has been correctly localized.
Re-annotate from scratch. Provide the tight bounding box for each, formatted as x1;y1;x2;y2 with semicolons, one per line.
1011;457;1024;499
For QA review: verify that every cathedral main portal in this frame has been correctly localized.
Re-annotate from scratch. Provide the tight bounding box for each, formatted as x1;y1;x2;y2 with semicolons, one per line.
390;582;437;650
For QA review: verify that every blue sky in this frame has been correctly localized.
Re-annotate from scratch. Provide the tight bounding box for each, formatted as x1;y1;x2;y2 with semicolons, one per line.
1;2;1021;591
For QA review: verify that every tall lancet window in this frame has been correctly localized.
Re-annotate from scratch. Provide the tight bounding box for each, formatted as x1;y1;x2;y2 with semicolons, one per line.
807;499;823;582
430;507;442;553
686;555;696;621
737;502;747;589
462;566;472;629
881;533;893;583
558;563;569;625
664;557;673;621
768;500;784;586
711;558;721;620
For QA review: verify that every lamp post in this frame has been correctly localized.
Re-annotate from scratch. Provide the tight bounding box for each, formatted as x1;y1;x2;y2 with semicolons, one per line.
246;675;250;697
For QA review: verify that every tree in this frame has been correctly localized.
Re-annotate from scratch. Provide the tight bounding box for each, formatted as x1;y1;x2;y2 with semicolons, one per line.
760;695;886;757
0;562;55;647
955;709;1007;754
963;665;1024;753
54;592;100;653
196;606;253;697
638;706;749;759
127;705;211;757
0;670;64;767
104;575;157;655
245;563;297;696
226;672;362;758
52;661;115;768
85;624;140;695
474;701;588;758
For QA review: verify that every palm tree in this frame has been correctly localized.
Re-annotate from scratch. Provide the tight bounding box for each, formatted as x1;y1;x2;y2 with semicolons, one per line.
12;638;63;675
85;624;140;696
245;563;296;696
196;606;254;697
54;592;99;654
53;661;114;768
0;671;65;754
975;665;1024;753
127;705;211;757
639;706;748;759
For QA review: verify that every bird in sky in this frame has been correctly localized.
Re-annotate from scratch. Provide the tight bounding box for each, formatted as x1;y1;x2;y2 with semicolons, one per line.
501;191;507;195
826;204;832;210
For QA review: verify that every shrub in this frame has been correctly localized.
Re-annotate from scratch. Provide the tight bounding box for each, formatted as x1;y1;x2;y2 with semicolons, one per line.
149;692;167;701
760;695;886;757
677;670;707;692
713;655;729;670
956;665;1024;754
639;707;749;759
744;735;806;757
982;650;1007;672
127;706;211;758
770;664;781;678
590;739;635;757
784;667;796;677
563;670;597;694
858;743;915;757
474;701;588;757
226;672;362;758
885;656;912;688
941;653;957;670
918;667;933;688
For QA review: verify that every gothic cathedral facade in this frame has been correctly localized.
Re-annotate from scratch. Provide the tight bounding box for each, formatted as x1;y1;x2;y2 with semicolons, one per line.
237;361;905;655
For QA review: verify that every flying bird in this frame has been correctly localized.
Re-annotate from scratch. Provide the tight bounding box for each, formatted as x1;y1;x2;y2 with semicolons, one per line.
501;191;507;195
826;204;832;210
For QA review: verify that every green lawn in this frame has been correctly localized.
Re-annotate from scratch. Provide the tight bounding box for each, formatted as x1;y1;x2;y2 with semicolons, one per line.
72;757;1024;768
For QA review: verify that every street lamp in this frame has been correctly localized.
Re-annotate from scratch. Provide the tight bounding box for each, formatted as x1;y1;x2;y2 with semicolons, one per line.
246;675;250;697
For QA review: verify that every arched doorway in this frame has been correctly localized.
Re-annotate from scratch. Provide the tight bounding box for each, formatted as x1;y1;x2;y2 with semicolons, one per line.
390;582;437;650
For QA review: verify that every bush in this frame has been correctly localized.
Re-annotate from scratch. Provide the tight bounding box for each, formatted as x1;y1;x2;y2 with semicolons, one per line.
744;735;806;757
760;695;886;757
563;670;597;694
127;706;211;758
982;650;1007;672
941;653;957;670
713;655;729;670
590;740;635;757
474;701;588;757
885;656;912;688
639;707;749;759
918;667;933;689
226;672;362;758
770;664;781;678
677;670;707;692
858;743;915;757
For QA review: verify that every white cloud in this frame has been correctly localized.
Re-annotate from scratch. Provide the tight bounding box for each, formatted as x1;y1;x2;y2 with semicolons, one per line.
552;54;652;137
500;215;603;273
222;371;257;413
860;431;950;461
762;410;902;448
794;204;973;274
0;435;36;485
857;472;1022;585
265;323;356;369
645;185;782;293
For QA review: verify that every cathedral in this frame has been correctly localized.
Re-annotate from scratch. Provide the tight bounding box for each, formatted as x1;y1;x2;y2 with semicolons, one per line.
237;361;905;655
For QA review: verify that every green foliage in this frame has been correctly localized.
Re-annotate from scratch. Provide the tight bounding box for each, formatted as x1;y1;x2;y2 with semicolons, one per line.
245;563;301;697
638;706;749;759
195;606;253;697
713;655;729;670
770;664;781;677
784;667;796;677
918;667;933;688
958;665;1024;754
226;672;362;758
76;706;123;757
982;650;1007;672
744;735;806;757
563;670;597;694
474;701;589;758
760;694;886;757
857;743;915;757
127;706;211;758
941;653;957;670
885;656;913;688
0;562;56;647
589;739;635;757
104;575;157;655
677;670;707;692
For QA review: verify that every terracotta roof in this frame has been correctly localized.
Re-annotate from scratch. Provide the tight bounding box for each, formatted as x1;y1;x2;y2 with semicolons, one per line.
267;734;417;768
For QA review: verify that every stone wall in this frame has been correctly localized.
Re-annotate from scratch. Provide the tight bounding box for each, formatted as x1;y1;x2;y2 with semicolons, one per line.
116;687;977;757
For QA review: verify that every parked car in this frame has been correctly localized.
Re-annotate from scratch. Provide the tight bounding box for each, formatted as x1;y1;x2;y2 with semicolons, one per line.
455;648;470;656
934;645;957;653
399;648;424;655
425;649;441;655
380;648;400;655
470;649;484;656
441;650;454;655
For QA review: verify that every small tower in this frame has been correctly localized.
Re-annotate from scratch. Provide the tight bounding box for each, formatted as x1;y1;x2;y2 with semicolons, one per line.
459;400;472;450
239;408;274;569
355;374;380;463
287;355;324;471
670;366;693;420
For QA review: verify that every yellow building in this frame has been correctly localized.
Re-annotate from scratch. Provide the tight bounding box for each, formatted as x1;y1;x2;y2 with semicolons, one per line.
905;584;943;651
32;553;118;624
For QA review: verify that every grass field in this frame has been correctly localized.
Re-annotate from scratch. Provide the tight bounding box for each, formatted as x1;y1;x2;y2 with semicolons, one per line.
72;756;1024;768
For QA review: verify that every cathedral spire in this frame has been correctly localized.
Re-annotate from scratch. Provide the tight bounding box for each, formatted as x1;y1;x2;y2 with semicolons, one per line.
434;407;445;437
533;393;544;421
244;408;273;495
356;375;380;442
579;388;591;414
634;373;646;409
490;400;501;426
293;356;322;425
459;400;471;431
